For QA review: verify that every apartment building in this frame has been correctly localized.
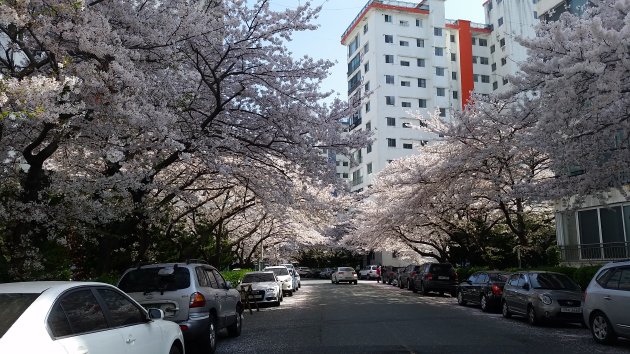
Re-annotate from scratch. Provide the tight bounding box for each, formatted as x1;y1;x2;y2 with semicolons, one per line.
341;0;498;192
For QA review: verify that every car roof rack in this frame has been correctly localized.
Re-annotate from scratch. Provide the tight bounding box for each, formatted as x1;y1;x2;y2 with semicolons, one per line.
186;259;209;265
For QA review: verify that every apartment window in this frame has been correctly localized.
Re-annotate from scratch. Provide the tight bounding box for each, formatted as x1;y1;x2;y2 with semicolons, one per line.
416;19;422;27
365;101;371;112
387;138;396;147
472;56;478;64
491;63;497;72
343;161;349;166
501;57;507;66
402;101;411;107
385;55;394;63
418;78;426;88
336;161;340;166
365;121;371;131
342;173;349;178
401;80;410;87
367;163;373;174
473;74;479;82
364;62;369;73
490;44;495;53
403;143;413;149
364;24;368;34
400;20;409;27
348;54;360;75
498;17;503;26
417;58;425;67
452;91;458;99
479;38;488;46
437;87;445;96
386;96;395;105
348;35;359;57
480;57;489;65
385;35;393;43
451;53;456;61
401;60;410;66
503;78;509;85
385;75;394;84
417;38;424;47
387;117;396;126
481;75;490;83
418;99;427;108
367;144;372;153
364;82;370;92
450;34;455;43
402;122;411;128
534;11;538;19
493;81;498;90
436;67;445;76
451;71;457;80
500;38;506;47
364;42;369;53
385;14;392;22
434;27;442;36
472;37;477;45
400;40;409;47
435;47;444;56
439;108;446;117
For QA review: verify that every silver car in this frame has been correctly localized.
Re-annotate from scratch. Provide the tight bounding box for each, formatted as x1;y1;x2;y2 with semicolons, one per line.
502;271;583;326
281;264;301;289
583;260;630;344
264;266;295;296
332;267;358;284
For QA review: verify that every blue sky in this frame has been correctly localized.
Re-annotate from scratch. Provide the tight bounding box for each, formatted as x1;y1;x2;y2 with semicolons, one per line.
269;0;487;100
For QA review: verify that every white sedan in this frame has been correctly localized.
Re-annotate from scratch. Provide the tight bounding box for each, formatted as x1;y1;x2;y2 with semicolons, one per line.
0;281;185;354
264;266;295;296
238;271;282;306
332;267;358;284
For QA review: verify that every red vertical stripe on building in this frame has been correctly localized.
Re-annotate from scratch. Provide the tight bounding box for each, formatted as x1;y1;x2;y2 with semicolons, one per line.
456;20;474;110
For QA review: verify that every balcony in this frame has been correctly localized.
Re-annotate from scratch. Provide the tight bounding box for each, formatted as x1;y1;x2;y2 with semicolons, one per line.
559;242;630;264
351;176;364;187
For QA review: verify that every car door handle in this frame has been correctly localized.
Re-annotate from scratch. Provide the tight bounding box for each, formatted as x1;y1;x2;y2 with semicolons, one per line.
604;296;612;301
125;337;136;344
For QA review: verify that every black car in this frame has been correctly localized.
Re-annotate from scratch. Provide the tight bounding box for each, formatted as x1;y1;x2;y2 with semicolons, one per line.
456;271;509;312
413;263;458;296
398;264;422;290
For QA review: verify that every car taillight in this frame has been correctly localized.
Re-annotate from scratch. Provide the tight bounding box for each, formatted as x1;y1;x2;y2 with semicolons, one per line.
491;284;502;295
425;272;432;281
189;292;206;308
352;272;357;275
411;271;416;277
179;325;189;331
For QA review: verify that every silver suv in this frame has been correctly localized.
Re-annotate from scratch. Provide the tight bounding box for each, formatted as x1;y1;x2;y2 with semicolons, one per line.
118;260;243;354
583;260;630;344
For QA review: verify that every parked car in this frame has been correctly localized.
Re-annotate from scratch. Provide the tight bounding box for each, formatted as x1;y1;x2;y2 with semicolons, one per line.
456;271;508;311
319;268;334;279
238;271;282;306
359;265;379;280
281;264;301;289
118;260;242;354
381;266;400;285
331;267;358;284
583;260;630;344
413;263;458;296
398;264;422;290
297;267;312;277
501;271;583;326
0;281;185;354
264;266;295;296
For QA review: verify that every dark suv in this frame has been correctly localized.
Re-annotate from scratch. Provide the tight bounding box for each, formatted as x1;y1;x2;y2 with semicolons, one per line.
118;260;243;354
412;263;458;296
399;264;422;290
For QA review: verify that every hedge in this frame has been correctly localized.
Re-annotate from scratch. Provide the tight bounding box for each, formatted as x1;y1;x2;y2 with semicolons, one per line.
221;268;255;285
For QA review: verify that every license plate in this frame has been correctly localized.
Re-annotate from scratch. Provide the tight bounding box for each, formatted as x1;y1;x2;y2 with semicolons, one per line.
560;307;581;313
438;276;449;280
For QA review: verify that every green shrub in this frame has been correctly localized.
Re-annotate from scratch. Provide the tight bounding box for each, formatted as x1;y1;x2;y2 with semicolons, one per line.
221;268;254;285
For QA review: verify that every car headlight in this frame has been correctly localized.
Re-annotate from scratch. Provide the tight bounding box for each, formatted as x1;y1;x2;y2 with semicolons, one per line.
266;288;276;292
539;294;552;305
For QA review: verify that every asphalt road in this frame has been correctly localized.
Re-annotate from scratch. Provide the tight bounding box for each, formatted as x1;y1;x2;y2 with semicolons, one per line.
216;279;630;354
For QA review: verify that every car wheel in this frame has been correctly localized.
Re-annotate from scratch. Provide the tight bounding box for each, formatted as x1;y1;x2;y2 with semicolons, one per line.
457;291;466;306
274;300;280;307
421;282;429;296
399;280;404;289
480;295;489;312
199;314;217;354
412;282;418;293
227;308;243;337
169;344;182;354
288;290;294;296
406;280;412;290
354;281;358;285
590;311;617;344
527;305;538;326
502;301;512;319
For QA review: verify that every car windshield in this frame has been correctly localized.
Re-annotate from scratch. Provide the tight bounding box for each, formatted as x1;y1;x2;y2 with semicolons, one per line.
530;273;580;291
489;273;509;282
266;268;289;276
118;267;191;293
0;293;40;338
338;267;354;272
242;273;275;283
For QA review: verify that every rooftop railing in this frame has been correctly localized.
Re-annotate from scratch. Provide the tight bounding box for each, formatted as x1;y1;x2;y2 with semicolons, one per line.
559;242;630;262
341;0;426;41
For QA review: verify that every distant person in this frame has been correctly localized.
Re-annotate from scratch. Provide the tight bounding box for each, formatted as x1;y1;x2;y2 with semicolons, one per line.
376;265;381;283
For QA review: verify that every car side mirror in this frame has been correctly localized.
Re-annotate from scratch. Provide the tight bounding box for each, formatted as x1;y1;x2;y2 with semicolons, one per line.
147;308;165;320
522;283;530;290
225;281;233;289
